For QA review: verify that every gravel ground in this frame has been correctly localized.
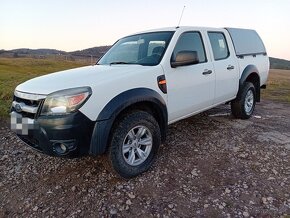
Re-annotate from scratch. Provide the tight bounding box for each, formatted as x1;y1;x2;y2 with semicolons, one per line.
0;100;289;218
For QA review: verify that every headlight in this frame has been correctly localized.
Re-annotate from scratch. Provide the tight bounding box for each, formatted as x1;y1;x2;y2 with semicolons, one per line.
41;87;92;116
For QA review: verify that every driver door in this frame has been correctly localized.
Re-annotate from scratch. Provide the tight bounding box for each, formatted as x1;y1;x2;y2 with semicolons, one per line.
166;31;215;122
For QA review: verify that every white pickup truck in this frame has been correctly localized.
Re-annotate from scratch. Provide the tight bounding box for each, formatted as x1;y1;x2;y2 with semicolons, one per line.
11;26;269;178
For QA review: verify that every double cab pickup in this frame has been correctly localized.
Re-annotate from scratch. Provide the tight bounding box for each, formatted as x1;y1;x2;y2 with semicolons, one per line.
11;26;269;178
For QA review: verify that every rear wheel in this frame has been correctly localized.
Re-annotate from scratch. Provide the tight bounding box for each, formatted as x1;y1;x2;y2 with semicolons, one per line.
231;82;256;119
109;111;161;178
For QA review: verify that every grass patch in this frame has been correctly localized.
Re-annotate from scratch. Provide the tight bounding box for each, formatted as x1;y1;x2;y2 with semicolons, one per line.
261;69;290;103
0;57;87;117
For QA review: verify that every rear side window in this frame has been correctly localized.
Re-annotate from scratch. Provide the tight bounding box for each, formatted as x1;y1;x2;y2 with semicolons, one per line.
173;32;207;63
208;32;229;60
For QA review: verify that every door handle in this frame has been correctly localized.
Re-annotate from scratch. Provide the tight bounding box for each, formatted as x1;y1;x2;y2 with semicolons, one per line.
202;70;212;75
227;65;235;70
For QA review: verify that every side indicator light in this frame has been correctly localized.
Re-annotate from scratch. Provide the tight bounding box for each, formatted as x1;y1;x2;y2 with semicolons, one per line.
157;75;167;94
158;80;167;85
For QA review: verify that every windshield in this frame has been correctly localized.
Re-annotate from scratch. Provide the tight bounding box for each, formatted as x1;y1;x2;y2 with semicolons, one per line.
97;31;174;66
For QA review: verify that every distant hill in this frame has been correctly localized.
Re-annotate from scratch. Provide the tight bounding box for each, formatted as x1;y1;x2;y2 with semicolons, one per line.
0;46;111;60
69;46;111;57
0;47;289;70
0;48;66;57
269;57;290;70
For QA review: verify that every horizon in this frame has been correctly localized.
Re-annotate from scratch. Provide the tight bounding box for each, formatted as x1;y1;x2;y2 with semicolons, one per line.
1;0;290;60
0;45;111;52
1;46;290;62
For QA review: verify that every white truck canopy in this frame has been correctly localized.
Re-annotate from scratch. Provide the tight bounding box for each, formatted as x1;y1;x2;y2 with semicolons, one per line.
226;28;266;56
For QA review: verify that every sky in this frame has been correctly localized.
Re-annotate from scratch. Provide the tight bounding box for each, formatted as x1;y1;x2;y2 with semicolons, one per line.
0;0;290;60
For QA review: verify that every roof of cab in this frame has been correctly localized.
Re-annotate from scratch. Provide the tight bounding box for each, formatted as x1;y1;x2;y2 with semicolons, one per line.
132;26;225;35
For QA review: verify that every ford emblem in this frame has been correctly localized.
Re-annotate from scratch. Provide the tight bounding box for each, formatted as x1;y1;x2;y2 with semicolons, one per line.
15;104;22;113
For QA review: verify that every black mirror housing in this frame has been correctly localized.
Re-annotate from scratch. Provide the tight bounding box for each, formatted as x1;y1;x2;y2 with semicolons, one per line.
171;51;199;68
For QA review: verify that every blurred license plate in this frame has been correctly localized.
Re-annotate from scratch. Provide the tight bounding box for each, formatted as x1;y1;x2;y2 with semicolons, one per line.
10;111;36;135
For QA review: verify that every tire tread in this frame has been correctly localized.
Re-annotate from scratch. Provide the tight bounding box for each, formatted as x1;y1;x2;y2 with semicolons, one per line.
231;82;256;119
109;110;161;178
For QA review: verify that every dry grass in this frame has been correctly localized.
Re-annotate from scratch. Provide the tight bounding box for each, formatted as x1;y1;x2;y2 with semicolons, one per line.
262;69;290;103
0;57;87;117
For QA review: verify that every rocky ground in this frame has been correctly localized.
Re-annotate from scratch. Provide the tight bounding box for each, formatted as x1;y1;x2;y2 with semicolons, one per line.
0;100;289;218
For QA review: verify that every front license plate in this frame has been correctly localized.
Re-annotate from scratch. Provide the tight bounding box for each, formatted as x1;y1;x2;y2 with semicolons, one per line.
10;111;36;135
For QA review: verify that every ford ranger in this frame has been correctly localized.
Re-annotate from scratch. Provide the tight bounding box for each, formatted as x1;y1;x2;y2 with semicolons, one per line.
11;26;269;178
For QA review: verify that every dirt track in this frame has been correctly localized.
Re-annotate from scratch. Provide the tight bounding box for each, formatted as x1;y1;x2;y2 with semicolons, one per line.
0;100;289;217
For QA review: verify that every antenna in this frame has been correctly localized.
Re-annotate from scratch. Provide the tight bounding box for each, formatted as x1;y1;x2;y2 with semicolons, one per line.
177;5;186;27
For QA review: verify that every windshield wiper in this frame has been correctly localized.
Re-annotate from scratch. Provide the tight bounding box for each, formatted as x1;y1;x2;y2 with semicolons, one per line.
110;61;130;65
109;62;141;65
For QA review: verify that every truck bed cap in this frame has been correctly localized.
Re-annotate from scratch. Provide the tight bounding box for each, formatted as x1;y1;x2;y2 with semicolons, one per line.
226;28;266;56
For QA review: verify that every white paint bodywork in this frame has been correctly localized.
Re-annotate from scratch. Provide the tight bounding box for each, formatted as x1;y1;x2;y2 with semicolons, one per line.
16;65;166;121
15;26;269;123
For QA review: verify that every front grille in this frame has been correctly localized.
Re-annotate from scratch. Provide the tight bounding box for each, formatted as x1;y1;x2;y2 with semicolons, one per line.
11;91;46;119
14;96;40;108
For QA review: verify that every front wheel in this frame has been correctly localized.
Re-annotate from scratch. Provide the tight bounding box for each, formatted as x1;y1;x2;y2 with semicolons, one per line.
231;82;256;119
109;111;161;178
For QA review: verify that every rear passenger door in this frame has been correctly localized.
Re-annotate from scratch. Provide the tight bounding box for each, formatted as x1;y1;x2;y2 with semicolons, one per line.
166;31;215;122
207;31;239;104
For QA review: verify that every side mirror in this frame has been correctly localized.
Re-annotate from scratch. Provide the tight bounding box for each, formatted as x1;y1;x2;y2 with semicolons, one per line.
171;50;199;68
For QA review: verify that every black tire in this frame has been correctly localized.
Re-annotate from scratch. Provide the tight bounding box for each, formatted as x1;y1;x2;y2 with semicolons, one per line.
109;110;161;178
231;82;256;119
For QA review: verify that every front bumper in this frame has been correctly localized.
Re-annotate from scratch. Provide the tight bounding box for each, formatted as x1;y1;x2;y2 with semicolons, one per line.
11;111;95;158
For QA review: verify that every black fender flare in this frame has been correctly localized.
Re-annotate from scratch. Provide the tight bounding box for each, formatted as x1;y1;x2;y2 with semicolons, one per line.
238;65;261;101
89;88;168;155
239;65;259;87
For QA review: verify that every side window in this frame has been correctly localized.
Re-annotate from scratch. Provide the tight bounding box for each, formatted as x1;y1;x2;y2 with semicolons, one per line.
208;32;229;60
173;32;206;63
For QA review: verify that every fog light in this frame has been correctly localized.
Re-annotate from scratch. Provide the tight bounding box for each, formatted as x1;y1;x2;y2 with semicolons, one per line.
60;143;66;151
53;142;68;155
51;140;76;156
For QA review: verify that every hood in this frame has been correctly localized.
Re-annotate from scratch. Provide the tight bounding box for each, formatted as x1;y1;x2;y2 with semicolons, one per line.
16;64;147;95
